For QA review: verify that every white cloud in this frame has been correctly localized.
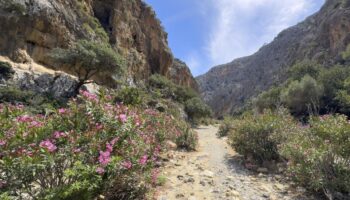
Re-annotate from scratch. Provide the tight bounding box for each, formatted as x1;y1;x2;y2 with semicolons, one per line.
205;0;323;66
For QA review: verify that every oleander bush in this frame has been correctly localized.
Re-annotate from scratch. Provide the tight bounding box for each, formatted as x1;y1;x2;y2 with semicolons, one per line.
0;90;195;199
228;109;298;163
281;115;350;198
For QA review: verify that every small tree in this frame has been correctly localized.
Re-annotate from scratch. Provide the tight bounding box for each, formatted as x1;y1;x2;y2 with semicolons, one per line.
51;40;124;92
281;75;323;116
185;97;212;121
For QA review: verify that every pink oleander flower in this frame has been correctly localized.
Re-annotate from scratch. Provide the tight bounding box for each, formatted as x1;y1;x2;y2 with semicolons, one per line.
80;90;98;102
29;121;43;128
151;168;160;184
98;151;111;166
119;114;128;123
0;140;6;146
73;148;81;153
53;131;66;139
95;123;103;130
16;115;33;123
96;167;105;175
106;142;113;153
139;155;148;165
110;137;119;146
58;108;67;114
121;161;132;169
16;104;24;110
40;140;57;152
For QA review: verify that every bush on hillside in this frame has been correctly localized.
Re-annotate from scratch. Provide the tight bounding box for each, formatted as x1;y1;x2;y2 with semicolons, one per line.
0;90;195;199
281;75;323;116
184;97;212;121
0;61;14;79
174;86;198;103
254;87;282;113
281;115;350;198
228;109;298;163
288;60;322;81
115;87;143;106
318;66;350;113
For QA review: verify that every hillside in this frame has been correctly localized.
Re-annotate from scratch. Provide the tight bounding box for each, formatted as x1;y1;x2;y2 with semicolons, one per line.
0;0;197;89
197;0;350;116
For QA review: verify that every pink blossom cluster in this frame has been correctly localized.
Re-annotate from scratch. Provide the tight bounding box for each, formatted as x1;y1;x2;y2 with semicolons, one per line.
39;140;57;152
53;131;67;139
80;90;98;102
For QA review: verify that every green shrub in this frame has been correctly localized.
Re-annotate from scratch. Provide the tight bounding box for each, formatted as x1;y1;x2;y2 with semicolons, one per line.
217;117;234;137
2;0;26;15
229;109;298;163
254;87;282;113
282;115;350;198
318;66;350;113
0;86;62;114
115;87;143;106
281;75;323;116
175;124;198;151
149;74;176;98
0;61;14;79
0;86;33;103
184;97;212;121
174;86;198;103
288;60;322;81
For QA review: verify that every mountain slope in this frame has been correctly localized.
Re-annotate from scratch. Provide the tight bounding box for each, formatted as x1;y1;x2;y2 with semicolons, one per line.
197;0;350;116
0;0;197;89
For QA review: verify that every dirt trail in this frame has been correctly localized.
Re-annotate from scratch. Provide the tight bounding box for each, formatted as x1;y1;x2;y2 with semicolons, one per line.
157;125;313;200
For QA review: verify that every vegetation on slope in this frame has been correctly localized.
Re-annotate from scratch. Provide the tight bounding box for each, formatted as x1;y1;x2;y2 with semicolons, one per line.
222;46;350;199
0;89;198;199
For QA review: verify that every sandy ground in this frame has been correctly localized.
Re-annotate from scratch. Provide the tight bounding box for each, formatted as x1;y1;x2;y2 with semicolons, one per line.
157;125;314;200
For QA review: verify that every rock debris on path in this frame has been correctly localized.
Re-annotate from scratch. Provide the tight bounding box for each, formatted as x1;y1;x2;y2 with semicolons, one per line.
157;125;314;200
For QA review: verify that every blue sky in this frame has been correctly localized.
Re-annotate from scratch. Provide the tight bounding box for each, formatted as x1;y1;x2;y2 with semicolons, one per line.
144;0;325;76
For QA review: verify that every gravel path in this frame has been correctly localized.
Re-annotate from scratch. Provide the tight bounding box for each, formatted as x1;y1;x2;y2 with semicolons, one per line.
157;125;314;200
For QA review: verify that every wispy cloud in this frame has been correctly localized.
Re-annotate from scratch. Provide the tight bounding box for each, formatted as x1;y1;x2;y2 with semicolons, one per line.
205;0;323;67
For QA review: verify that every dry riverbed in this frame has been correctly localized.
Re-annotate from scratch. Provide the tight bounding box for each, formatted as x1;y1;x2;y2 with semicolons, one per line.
156;125;315;200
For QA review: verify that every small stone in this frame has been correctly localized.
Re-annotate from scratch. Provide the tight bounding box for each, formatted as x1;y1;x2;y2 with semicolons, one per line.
257;168;269;173
177;175;184;180
176;194;185;199
200;180;206;186
184;177;195;183
227;176;234;180
201;170;214;178
188;196;197;200
166;140;177;150
98;195;105;199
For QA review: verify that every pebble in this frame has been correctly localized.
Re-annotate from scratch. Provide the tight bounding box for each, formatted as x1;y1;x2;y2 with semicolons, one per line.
201;170;214;178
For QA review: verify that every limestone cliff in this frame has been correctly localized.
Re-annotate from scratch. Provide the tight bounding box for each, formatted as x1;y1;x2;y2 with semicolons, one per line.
197;0;350;116
0;0;196;89
168;58;198;91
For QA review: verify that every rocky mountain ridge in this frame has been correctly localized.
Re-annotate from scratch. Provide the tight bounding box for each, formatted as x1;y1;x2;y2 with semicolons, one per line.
197;0;350;116
0;0;197;90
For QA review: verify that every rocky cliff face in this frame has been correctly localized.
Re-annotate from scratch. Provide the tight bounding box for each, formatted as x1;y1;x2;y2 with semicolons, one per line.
168;58;199;90
197;0;350;116
0;0;196;89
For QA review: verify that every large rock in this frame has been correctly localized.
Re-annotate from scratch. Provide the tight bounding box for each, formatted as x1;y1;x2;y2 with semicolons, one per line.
10;68;79;100
168;58;199;91
197;0;350;116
